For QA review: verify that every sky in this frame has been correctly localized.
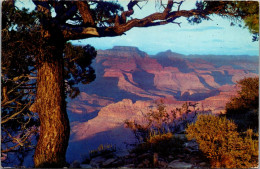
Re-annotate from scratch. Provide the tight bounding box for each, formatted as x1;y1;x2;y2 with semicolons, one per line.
16;0;259;56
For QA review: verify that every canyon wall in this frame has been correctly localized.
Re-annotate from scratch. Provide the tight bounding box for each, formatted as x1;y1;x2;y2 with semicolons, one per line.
66;46;258;162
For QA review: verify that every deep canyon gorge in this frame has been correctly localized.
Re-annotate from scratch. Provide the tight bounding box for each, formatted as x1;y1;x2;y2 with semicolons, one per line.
65;46;258;162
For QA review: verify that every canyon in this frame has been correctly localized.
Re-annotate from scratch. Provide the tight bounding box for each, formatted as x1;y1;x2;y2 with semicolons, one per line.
66;46;258;162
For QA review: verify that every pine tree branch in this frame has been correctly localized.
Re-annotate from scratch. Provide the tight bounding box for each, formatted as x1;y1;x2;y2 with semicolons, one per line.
76;1;95;26
1;104;30;124
32;1;51;16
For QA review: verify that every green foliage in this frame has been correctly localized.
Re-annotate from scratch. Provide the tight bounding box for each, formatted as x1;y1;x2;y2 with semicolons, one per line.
225;77;259;131
236;1;259;34
186;114;258;168
64;43;97;98
201;1;259;41
235;77;258;109
92;1;123;26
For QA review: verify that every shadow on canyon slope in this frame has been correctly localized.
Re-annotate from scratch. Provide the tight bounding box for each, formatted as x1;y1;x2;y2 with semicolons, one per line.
79;60;152;102
211;70;234;85
66;125;135;163
154;51;194;73
197;76;216;90
175;90;220;101
68;109;99;123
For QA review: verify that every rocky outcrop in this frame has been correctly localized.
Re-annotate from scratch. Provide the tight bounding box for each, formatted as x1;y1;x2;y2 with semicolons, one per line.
70;99;151;141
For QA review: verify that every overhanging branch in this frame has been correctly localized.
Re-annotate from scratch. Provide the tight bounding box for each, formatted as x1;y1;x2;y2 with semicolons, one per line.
61;0;221;40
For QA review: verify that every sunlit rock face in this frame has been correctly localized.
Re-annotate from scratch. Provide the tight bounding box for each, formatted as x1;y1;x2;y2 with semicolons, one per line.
66;46;258;162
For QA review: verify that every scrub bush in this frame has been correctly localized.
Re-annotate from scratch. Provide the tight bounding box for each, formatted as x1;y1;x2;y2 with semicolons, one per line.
186;114;258;168
225;77;259;131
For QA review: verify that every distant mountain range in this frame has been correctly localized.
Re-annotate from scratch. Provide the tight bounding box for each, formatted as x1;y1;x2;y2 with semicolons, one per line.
66;46;258;162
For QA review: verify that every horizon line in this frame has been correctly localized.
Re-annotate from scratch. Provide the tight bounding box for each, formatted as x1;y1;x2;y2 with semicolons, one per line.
74;44;259;57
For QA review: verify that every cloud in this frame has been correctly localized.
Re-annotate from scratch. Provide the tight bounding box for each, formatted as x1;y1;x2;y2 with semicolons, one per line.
180;26;224;32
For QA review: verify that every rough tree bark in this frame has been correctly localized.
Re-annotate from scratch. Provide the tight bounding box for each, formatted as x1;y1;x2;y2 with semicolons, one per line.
30;30;70;167
33;53;70;168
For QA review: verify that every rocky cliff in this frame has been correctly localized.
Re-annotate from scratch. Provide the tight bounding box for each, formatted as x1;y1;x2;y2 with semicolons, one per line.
66;46;258;162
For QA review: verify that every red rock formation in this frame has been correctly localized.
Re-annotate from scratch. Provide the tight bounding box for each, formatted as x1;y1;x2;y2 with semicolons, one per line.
68;46;258;146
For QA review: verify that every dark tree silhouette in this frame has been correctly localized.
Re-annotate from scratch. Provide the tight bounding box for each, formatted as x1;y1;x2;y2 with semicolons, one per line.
2;0;258;167
1;1;96;166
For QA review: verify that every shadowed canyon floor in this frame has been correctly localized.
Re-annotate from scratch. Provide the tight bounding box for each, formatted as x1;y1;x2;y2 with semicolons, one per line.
66;46;258;163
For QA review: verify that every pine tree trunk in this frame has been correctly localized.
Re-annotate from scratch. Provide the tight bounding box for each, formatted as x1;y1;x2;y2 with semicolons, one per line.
33;46;70;167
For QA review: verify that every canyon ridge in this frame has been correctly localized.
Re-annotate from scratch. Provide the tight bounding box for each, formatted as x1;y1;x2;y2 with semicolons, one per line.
66;46;258;162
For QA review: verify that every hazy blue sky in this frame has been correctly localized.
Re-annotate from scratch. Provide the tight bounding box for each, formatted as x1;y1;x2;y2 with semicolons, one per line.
17;0;259;56
71;0;259;56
